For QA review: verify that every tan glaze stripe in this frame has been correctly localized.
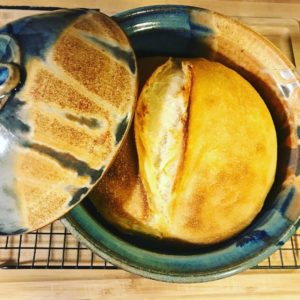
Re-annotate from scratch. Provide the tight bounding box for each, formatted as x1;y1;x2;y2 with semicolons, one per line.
18;59;116;125
52;31;134;114
46;52;127;120
15;178;70;229
25;101;104;131
28;108;111;169
22;76;113;135
22;95;114;169
72;11;129;47
15;148;90;187
77;30;136;73
32;68;109;116
19;58;116;170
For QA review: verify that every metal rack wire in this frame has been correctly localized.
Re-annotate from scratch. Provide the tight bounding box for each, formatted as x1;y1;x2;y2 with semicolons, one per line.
0;220;299;269
0;221;116;269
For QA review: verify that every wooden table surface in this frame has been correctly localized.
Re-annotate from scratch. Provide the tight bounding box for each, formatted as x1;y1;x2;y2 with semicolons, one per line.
0;1;300;299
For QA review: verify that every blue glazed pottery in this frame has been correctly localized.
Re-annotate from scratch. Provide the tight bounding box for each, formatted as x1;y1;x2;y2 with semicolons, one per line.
0;9;137;234
63;5;300;282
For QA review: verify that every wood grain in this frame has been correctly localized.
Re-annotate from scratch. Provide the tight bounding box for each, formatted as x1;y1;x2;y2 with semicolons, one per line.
0;269;300;300
0;0;300;19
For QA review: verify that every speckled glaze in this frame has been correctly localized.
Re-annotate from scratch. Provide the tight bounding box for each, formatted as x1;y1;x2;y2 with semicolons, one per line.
0;9;137;234
63;5;300;282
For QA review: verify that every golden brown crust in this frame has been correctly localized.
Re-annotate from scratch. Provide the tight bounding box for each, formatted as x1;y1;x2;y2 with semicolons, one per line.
91;58;277;245
90;130;156;235
169;59;277;243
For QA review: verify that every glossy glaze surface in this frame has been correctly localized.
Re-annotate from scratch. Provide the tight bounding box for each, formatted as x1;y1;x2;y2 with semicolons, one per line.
62;5;300;282
0;9;137;234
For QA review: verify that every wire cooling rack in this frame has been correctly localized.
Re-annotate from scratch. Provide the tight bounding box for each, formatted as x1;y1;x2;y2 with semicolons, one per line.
0;221;116;269
0;220;299;269
0;5;299;271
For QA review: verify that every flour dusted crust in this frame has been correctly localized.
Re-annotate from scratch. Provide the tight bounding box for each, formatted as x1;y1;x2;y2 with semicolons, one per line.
91;58;277;245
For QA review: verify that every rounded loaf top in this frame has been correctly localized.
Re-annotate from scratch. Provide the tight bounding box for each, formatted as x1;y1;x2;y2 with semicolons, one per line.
91;58;277;245
0;9;137;234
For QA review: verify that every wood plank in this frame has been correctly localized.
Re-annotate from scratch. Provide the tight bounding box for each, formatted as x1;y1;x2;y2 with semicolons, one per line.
0;0;300;20
0;269;299;300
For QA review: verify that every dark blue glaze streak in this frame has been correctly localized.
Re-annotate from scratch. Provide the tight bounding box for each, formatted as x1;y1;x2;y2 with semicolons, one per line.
0;227;27;235
65;113;101;129
22;141;105;184
0;66;9;85
0;9;86;64
297;126;300;139
113;6;214;58
236;230;270;247
84;35;136;73
0;97;30;135
0;34;15;62
279;186;296;215
69;187;89;206
115;115;129;145
277;240;285;246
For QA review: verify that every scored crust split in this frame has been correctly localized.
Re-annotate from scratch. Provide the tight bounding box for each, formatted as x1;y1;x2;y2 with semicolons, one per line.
91;58;277;245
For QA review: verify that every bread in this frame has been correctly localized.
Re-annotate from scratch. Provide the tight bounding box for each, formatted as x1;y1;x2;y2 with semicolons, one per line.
91;58;277;245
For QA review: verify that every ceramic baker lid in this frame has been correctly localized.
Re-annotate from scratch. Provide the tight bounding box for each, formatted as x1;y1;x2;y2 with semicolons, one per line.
0;9;137;234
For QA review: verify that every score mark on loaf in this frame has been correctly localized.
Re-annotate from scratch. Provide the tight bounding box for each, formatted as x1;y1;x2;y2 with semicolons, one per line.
91;58;277;245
